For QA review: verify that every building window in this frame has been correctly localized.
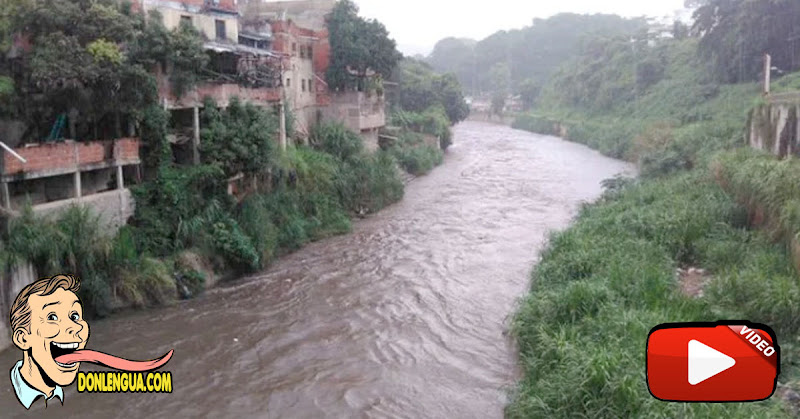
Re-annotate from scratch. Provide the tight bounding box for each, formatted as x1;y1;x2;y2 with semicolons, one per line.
215;19;226;40
180;15;192;26
308;79;313;92
301;79;306;92
299;45;305;59
286;78;291;87
292;43;297;54
307;45;313;58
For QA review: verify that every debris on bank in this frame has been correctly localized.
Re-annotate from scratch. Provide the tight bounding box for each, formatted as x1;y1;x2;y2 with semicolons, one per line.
677;266;712;298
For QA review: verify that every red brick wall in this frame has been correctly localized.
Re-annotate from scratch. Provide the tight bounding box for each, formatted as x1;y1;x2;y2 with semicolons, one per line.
5;143;77;174
4;139;140;176
77;142;106;165
313;30;330;76
114;138;141;161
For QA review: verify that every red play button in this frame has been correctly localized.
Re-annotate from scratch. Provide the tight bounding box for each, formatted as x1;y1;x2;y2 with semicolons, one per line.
647;322;780;402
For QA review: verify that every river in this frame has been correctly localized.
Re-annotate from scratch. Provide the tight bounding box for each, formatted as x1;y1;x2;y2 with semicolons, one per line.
1;121;632;418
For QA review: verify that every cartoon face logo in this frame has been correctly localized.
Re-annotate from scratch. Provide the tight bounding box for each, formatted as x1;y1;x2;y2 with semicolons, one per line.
9;274;173;409
13;282;89;387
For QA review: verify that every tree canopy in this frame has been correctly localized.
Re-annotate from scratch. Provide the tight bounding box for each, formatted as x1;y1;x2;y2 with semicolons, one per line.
691;0;800;83
426;13;646;98
390;58;469;124
1;0;207;141
325;0;402;91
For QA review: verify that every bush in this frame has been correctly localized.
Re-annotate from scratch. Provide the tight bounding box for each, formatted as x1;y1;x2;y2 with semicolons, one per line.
201;97;279;177
390;131;443;175
6;206;178;316
391;106;453;149
310;122;364;161
337;151;404;213
130;164;228;255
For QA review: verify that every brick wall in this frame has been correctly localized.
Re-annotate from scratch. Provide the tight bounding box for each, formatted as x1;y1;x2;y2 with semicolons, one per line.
115;138;141;161
4;142;77;174
77;142;107;165
4;139;140;176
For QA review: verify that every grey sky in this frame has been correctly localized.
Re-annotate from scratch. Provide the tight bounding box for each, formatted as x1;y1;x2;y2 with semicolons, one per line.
354;0;689;56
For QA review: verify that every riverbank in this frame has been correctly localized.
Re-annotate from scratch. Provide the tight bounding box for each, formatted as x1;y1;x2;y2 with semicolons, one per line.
0;116;451;350
506;167;799;417
467;112;516;126
509;100;800;416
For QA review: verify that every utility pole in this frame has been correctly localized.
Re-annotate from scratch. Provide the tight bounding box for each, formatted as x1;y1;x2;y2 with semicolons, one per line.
279;99;287;151
631;36;638;100
764;53;772;96
279;60;287;151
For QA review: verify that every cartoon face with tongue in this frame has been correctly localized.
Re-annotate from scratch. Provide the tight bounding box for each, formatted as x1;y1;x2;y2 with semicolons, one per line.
9;274;173;409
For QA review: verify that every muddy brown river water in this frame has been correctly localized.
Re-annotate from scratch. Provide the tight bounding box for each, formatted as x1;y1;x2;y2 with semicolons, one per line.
1;121;632;418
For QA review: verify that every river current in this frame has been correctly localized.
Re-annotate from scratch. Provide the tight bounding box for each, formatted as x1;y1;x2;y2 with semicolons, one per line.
0;121;632;418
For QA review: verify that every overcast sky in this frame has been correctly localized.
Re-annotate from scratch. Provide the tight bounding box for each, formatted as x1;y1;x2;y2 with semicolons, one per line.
354;0;689;56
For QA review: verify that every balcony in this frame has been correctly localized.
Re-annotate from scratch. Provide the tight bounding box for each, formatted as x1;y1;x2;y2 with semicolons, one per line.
159;82;283;110
324;91;386;132
3;138;140;181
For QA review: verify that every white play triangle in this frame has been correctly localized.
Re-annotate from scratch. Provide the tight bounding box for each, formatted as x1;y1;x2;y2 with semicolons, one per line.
688;339;736;385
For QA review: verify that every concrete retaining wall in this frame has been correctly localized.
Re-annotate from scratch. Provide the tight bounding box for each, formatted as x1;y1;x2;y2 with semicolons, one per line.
748;103;800;157
0;262;37;351
32;189;135;231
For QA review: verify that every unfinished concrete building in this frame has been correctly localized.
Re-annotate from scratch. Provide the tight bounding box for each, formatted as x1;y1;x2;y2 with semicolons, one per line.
1;138;141;229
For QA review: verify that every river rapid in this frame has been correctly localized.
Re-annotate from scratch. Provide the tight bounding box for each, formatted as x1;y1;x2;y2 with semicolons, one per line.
0;121;632;418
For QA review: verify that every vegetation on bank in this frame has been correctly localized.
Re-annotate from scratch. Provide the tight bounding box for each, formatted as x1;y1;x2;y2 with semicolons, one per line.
714;149;800;244
0;0;467;319
507;1;800;417
378;57;470;175
508;173;797;418
6;109;405;316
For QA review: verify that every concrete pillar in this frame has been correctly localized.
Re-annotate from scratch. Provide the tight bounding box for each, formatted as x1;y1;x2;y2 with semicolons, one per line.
279;100;287;151
116;165;124;190
1;181;9;209
193;106;201;165
74;171;82;198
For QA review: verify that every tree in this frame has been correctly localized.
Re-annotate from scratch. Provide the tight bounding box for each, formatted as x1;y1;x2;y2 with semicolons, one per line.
489;62;510;98
518;78;541;110
326;0;401;91
490;92;506;116
426;13;646;96
200;98;278;177
427;37;476;94
390;58;469;124
434;73;469;123
691;0;800;83
5;0;207;140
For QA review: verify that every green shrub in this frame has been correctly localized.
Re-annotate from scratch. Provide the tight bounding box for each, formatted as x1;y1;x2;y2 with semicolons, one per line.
200;97;279;176
130;164;228;255
390;131;443;175
237;195;280;267
511;114;558;135
337;151;404;213
391;106;452;149
310;122;364;160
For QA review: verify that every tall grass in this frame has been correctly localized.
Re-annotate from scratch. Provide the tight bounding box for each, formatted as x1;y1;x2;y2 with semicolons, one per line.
389;131;443;176
713;148;800;240
507;172;797;417
8;206;175;316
